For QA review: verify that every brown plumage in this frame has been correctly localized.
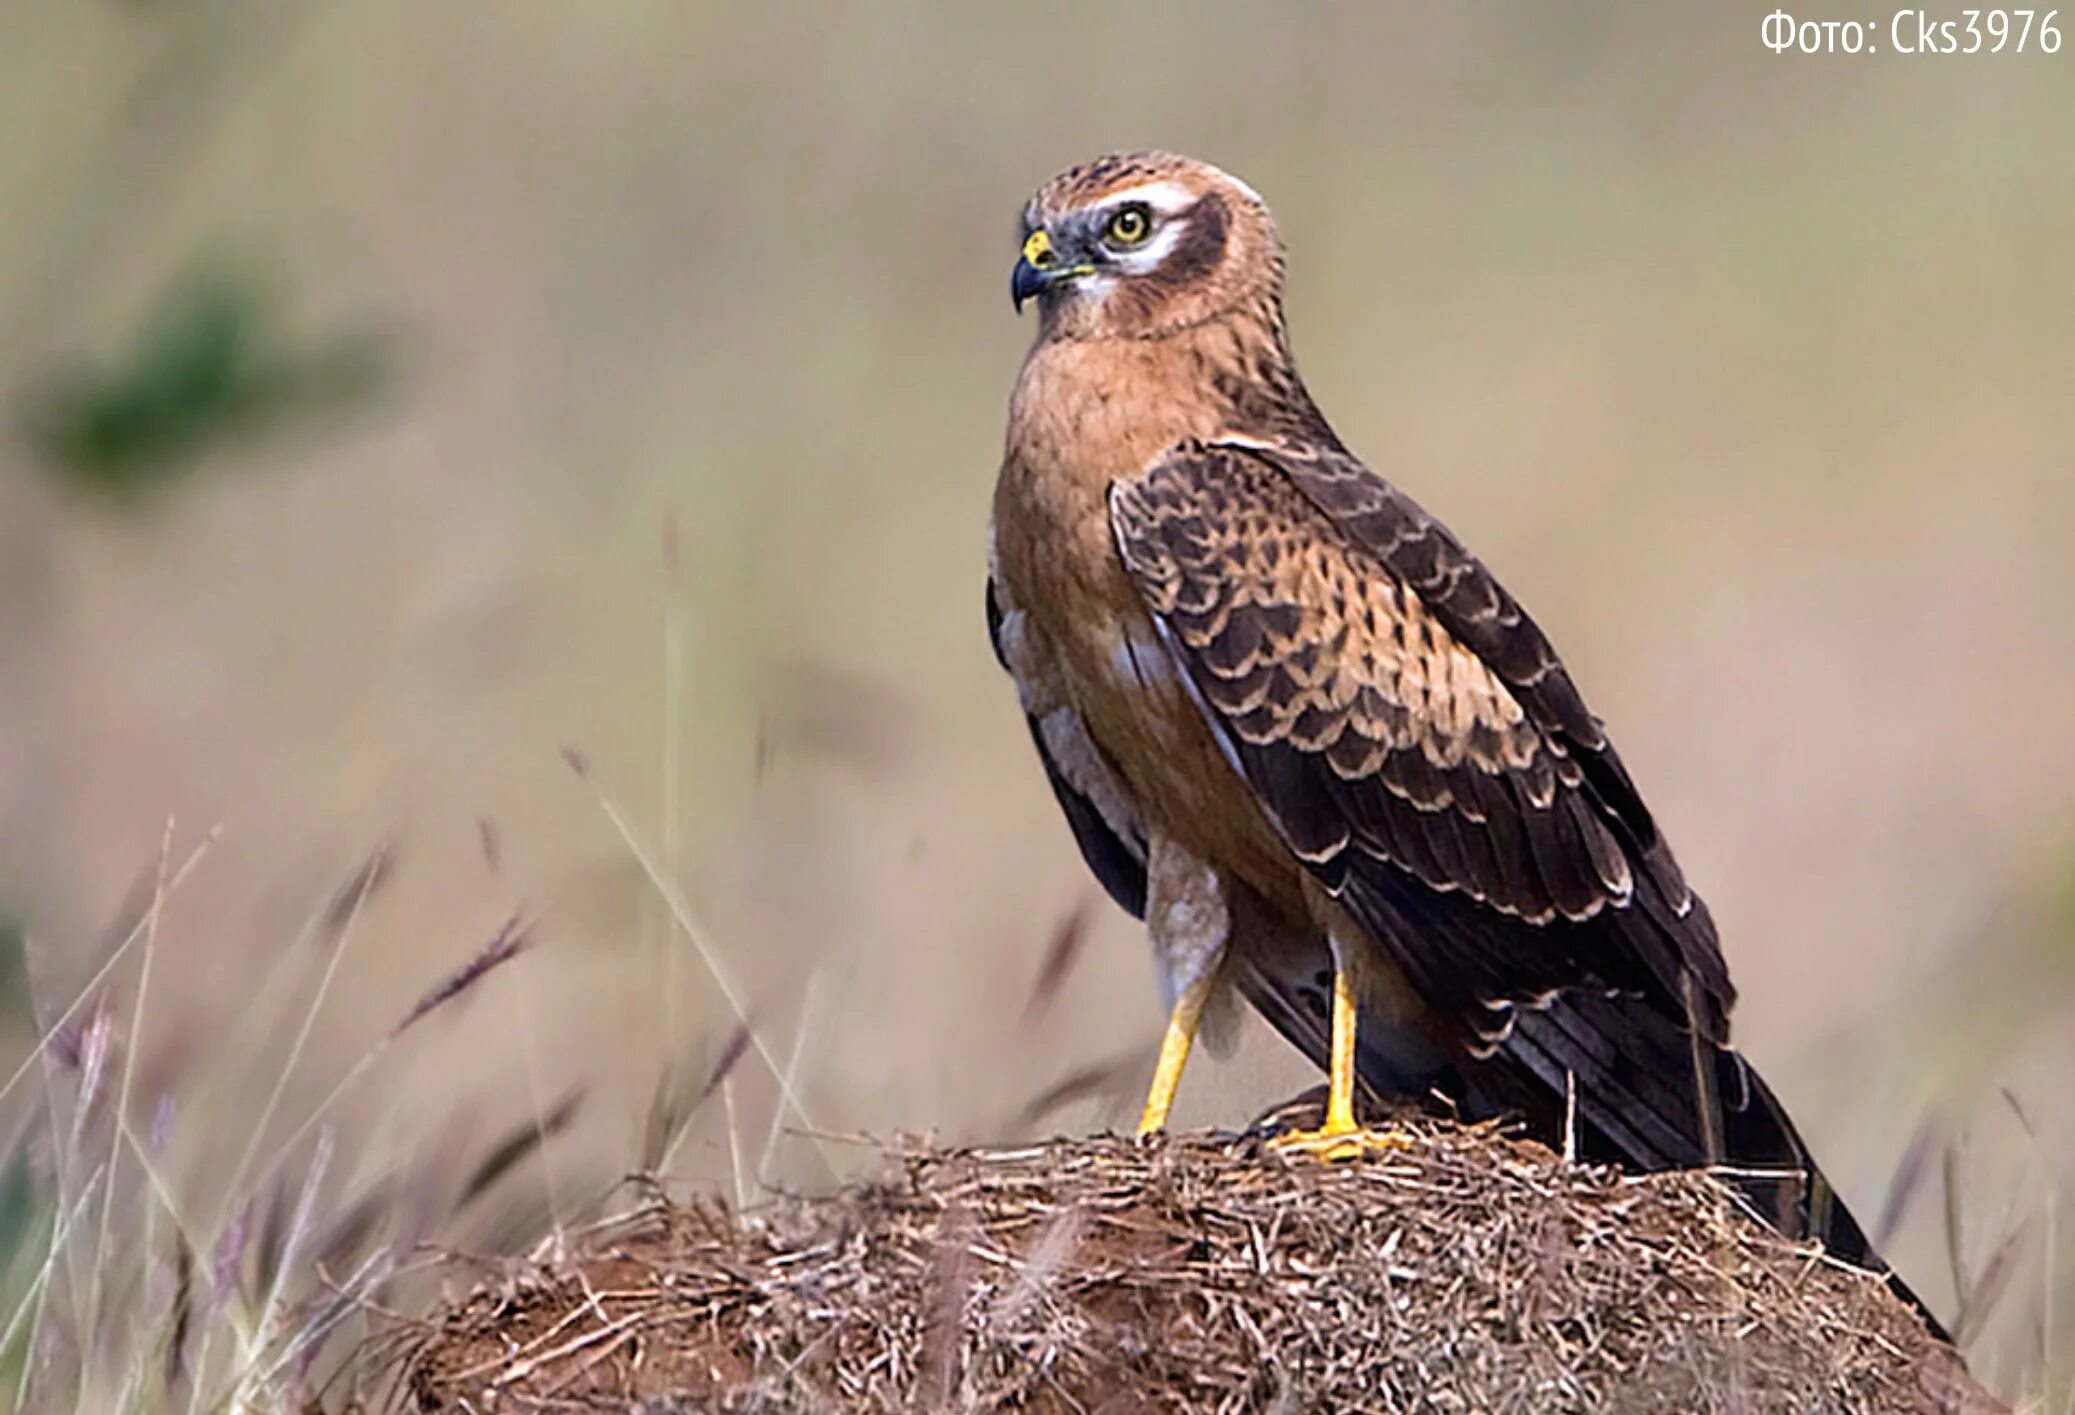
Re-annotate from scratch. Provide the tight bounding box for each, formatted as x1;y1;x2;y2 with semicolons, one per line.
988;151;1939;1333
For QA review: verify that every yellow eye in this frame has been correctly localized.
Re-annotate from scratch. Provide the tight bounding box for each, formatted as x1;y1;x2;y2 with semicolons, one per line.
1105;204;1152;246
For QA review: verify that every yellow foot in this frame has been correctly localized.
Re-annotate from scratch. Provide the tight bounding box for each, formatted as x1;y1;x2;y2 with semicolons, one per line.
1268;1122;1411;1163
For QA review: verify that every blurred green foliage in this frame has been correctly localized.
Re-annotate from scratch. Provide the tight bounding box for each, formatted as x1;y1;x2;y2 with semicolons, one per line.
23;261;390;501
0;923;22;1029
0;1153;40;1293
0;925;45;1399
0;1150;46;1399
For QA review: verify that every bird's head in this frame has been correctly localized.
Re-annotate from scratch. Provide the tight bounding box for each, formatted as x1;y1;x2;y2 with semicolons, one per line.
1011;152;1283;342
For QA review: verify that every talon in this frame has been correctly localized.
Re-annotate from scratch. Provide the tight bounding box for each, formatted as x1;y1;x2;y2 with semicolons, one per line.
1269;1122;1409;1163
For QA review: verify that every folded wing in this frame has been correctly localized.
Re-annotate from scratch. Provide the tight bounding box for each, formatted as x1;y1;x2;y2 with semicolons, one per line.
1108;438;1732;1053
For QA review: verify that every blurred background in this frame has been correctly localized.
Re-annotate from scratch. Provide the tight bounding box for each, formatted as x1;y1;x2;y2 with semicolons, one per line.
0;2;2070;1406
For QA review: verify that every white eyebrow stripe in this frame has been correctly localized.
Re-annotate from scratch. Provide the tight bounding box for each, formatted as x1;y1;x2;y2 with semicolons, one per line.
1109;221;1187;273
1093;180;1199;217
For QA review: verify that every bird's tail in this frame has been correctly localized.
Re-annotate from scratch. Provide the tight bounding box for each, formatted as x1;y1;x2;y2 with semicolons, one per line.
1234;954;1945;1338
1497;989;1947;1340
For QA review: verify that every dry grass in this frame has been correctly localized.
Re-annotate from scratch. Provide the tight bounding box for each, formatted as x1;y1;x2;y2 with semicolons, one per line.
388;1118;1995;1414
0;823;567;1412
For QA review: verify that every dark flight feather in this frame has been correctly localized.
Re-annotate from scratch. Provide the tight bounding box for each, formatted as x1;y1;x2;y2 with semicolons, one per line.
988;578;1148;919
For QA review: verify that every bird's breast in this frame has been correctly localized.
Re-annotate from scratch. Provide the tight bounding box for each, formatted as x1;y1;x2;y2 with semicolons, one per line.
993;342;1294;897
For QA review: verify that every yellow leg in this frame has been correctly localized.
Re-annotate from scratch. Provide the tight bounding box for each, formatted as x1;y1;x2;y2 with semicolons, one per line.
1137;972;1214;1136
1270;950;1407;1161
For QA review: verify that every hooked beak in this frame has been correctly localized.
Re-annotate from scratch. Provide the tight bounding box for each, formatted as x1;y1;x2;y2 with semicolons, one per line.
1011;228;1093;313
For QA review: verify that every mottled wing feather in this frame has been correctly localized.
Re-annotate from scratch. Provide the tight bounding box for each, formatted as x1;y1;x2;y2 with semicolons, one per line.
1109;440;1731;1043
1270;445;1707;919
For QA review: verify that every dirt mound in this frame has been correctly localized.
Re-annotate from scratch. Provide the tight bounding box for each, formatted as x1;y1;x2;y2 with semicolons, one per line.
395;1119;1995;1413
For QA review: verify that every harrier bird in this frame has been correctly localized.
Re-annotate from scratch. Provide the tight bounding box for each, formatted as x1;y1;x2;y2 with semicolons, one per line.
988;150;1934;1323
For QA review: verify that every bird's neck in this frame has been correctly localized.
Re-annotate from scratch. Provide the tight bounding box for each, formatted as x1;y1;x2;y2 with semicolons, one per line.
1008;300;1321;483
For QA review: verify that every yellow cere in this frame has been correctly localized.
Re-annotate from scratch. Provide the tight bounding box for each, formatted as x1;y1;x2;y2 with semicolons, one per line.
1022;229;1054;267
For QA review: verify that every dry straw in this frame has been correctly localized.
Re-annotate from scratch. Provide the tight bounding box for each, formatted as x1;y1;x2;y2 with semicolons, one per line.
392;1119;1997;1414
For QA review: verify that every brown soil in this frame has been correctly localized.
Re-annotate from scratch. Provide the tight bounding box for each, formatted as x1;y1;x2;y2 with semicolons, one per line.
390;1118;2000;1413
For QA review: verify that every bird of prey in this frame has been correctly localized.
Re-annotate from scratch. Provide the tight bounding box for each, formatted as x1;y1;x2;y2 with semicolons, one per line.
987;150;1935;1323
